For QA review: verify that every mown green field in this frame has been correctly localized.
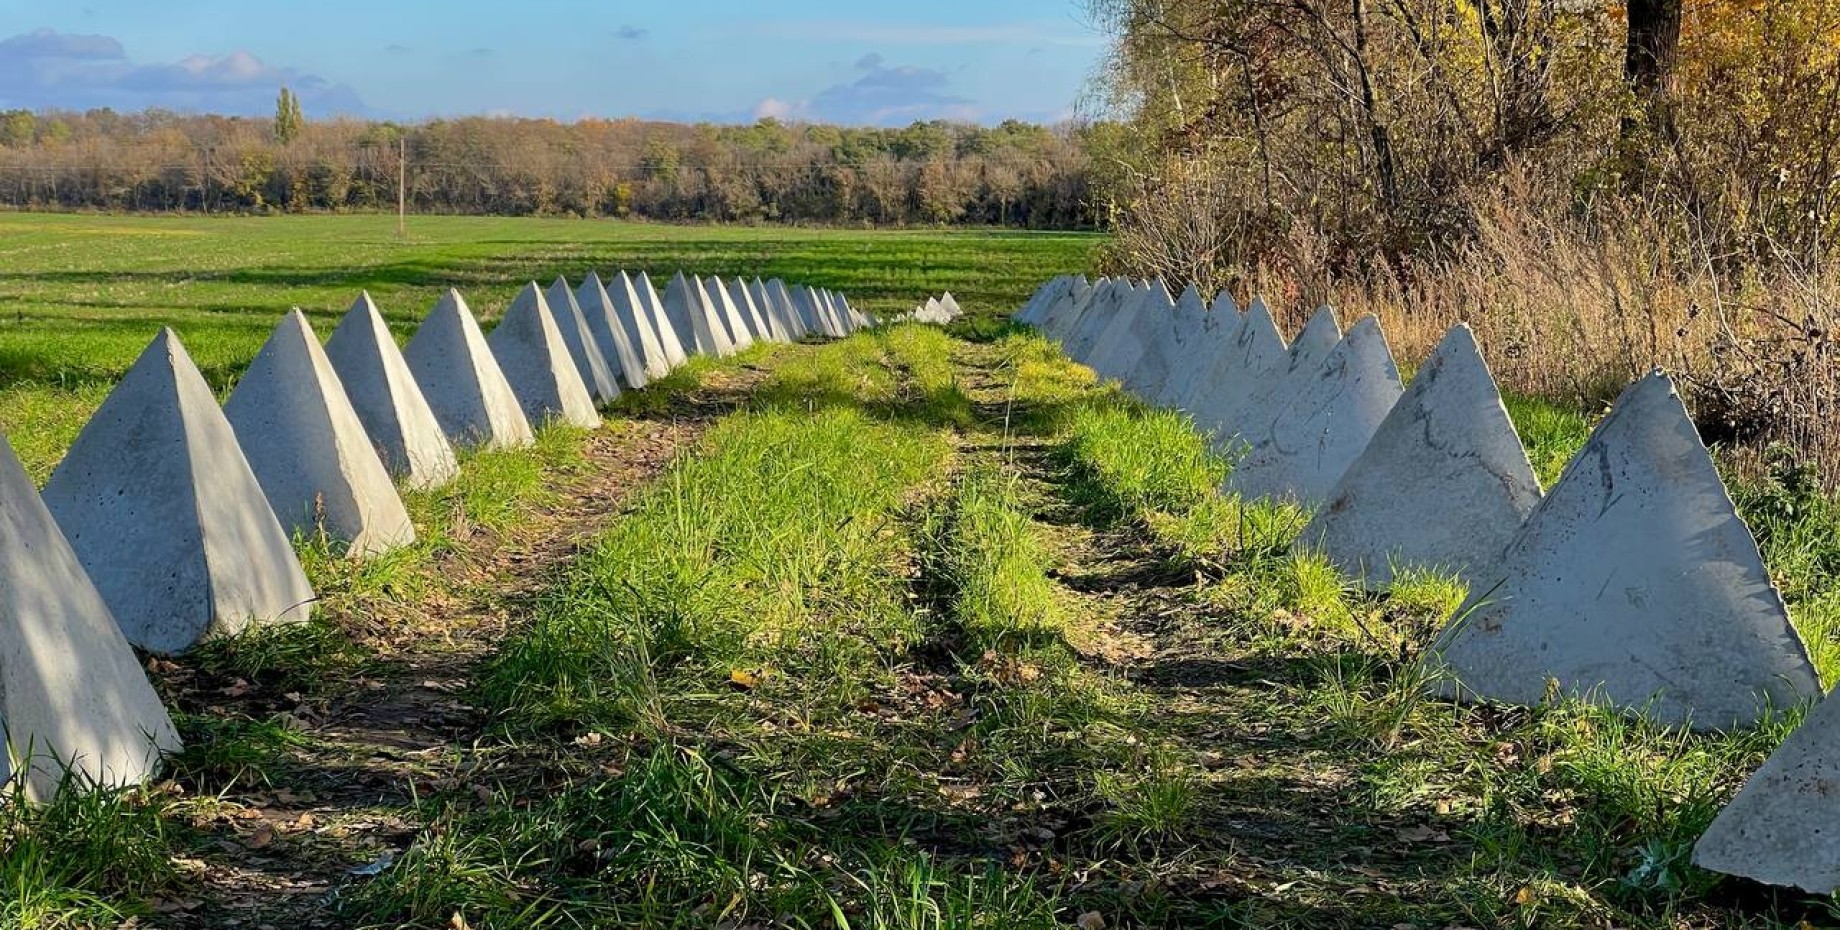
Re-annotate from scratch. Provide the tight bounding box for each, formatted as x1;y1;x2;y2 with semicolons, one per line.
0;213;1098;479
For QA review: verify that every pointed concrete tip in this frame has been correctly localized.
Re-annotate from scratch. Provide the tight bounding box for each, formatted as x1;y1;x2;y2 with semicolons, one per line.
433;288;467;316
353;291;381;315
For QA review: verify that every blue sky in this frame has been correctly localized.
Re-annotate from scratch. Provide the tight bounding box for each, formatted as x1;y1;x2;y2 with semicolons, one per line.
0;0;1108;126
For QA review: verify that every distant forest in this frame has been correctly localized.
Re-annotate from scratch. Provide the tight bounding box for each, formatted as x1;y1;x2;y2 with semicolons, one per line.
0;107;1097;228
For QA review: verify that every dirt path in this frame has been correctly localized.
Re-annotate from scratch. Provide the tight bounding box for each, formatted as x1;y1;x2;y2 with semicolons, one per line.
945;338;1440;925
147;363;774;929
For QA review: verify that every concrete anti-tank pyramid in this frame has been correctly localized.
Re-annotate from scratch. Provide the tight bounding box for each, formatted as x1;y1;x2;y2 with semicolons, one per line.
588;271;668;383
1083;282;1146;378
634;272;689;367
802;287;837;338
1154;289;1239;408
0;430;181;800
404;289;535;449
704;276;755;350
751;278;795;342
225;310;416;557
820;290;846;333
1183;297;1289;433
544;277;621;404
1226;314;1401;503
1299;324;1541;587
1091;280;1171;383
1015;277;1067;326
1226;305;1345;450
1054;278;1115;358
1067;280;1136;363
769;279;811;340
1044;276;1106;344
575;273;651;390
728;278;775;343
1124;282;1205;398
1693;686;1840;891
940;292;962;319
42;329;314;654
825;290;853;335
664;272;735;357
1429;372;1819;730
1037;276;1088;337
487;283;602;429
323;293;460;490
789;286;821;337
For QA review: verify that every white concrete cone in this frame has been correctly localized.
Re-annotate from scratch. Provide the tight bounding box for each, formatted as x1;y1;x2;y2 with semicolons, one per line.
704;276;754;350
0;429;182;801
1694;685;1840;891
42;329;314;654
633;271;688;368
543;277;621;405
486;283;602;429
576;274;651;390
1226;314;1401;504
226;310;417;557
1299;324;1542;588
404;289;535;450
593;271;670;382
1430;371;1820;730
1183;297;1289;436
323;292;460;490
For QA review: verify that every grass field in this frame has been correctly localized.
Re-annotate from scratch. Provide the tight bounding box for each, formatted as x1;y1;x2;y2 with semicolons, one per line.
0;213;1097;480
6;215;1840;928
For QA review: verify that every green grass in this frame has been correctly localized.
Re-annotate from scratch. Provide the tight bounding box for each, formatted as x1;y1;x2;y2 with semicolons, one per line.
0;213;1095;479
15;216;1840;927
0;781;179;929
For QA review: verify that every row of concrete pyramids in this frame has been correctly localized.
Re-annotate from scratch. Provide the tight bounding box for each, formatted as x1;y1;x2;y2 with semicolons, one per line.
1017;273;1840;894
0;272;863;802
895;292;964;324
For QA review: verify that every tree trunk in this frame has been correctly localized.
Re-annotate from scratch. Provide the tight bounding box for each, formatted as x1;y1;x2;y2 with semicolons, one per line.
1624;0;1682;132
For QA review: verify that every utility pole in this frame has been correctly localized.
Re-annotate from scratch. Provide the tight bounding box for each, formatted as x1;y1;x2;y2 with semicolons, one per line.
397;136;407;238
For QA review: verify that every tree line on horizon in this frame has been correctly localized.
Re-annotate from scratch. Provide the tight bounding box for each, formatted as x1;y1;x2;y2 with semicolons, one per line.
0;103;1097;228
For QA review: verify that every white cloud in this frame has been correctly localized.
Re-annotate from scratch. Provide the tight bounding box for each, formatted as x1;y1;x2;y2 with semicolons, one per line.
752;54;980;127
0;27;366;115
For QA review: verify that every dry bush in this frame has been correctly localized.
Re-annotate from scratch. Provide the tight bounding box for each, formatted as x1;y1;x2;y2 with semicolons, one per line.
1262;183;1840;483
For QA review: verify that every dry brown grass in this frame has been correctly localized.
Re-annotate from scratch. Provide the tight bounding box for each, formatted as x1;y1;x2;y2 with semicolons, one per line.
1194;183;1840;485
